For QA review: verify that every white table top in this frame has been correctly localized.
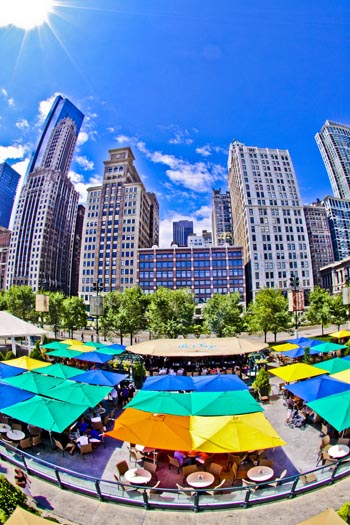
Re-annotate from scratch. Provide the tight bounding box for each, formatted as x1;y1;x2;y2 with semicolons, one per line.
135;444;155;453
0;423;11;433
124;468;152;485
186;471;215;488
6;430;25;441
247;466;274;482
328;444;350;458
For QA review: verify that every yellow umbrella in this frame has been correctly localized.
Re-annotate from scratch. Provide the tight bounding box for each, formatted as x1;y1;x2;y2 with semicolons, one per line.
68;345;92;353
329;330;350;339
61;339;84;346
6;506;61;524
4;356;51;370
330;369;350;384
269;363;326;383
271;343;299;352
297;508;346;525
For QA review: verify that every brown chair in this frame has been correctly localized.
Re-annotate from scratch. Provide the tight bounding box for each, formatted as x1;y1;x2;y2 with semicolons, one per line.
208;462;223;481
242;479;257;492
31;435;42;450
182;464;197;481
203;454;215;471
19;437;32;451
231;462;248;481
300;473;318;485
116;460;129;477
338;438;350;446
259;459;273;468
320;423;329;436
28;425;41;437
79;443;94;458
209;478;226;496
92;420;105;431
11;423;23;431
320;435;331;452
225;454;240;470
128;447;144;465
145;480;161;497
114;474;137;495
267;469;287;488
143;461;158;481
53;438;73;457
176;483;195;499
167;455;181;474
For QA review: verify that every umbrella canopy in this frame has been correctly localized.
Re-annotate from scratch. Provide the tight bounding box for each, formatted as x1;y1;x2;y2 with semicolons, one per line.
74;351;112;364
84;341;110;348
71;369;127;387
46;348;83;359
127;337;268;357
61;339;84;346
312;342;347;353
307;390;350;432
108;343;127;353
284;375;350;402
41;341;70;350
269;363;326;382
192;374;248;392
297;507;347;525
1;395;88;433
331;369;350;384
6;506;61;525
329;330;350;339
3;356;51;370
0;383;35;409
142;374;195;391
0;362;25;379
32;363;86;379
287;337;322;346
281;346;321;359
313;357;350;375
47;380;111;406
3;371;65;395
271;343;299;352
126;389;263;416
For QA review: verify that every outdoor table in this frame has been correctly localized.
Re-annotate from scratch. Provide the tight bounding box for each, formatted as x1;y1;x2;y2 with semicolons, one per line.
124;468;152;485
0;424;11;433
186;471;215;488
328;444;350;458
247;466;274;482
136;444;158;464
6;430;25;441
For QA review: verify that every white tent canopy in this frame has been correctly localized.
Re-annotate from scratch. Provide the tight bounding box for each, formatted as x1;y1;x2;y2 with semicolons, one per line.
0;311;47;354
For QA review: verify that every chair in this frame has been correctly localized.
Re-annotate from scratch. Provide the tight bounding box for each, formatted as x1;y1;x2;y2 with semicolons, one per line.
167;455;181;474
259;459;273;468
143;461;158;481
208;462;223;481
267;469;287;488
79;443;94;458
209;478;226;496
258;389;269;403
28;425;41;437
31;435;42;450
300;473;318;485
182;464;197;481
128;447;144;465
19;437;32;451
114;474;137;495
176;483;194;499
338;438;350;446
145;480;161;497
231;461;248;481
242;479;257;492
116;460;129;477
320;423;329;436
53;438;72;457
320;435;331;452
225;453;240;470
92;420;105;431
12;423;23;431
203;454;215;471
321;451;337;467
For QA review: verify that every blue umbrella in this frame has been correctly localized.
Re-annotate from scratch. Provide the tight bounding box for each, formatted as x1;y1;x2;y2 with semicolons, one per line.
282;346;321;359
0;383;34;409
285;375;350;402
142;375;195;391
106;343;126;354
74;351;112;364
192;374;248;392
287;337;323;348
0;362;25;379
71;369;127;387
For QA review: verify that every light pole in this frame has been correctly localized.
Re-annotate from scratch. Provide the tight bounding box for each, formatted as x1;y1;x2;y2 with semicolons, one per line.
90;280;104;343
290;274;300;337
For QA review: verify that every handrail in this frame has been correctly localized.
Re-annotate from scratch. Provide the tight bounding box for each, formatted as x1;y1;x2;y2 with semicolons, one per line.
1;440;349;512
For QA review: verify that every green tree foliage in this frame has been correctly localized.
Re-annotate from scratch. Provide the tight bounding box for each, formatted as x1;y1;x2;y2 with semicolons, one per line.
4;351;15;360
29;340;44;361
0;474;29;522
0;291;7;311
306;286;331;335
246;288;291;343
100;291;124;343
338;502;350;523
303;346;311;364
146;287;195;339
329;293;348;330
203;292;243;337
252;368;271;395
46;292;65;338
117;287;149;344
6;286;37;322
61;296;88;338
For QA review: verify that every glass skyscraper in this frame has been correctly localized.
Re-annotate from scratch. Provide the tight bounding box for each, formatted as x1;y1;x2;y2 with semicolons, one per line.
0;162;20;229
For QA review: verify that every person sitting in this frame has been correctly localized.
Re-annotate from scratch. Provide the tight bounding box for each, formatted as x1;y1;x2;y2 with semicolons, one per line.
159;367;167;375
90;412;102;424
77;417;89;434
69;433;89;455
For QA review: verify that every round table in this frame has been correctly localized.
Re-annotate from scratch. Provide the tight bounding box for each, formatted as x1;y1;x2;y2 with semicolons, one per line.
0;424;11;433
247;466;274;482
186;471;215;488
6;430;25;441
328;444;350;458
124;468;152;485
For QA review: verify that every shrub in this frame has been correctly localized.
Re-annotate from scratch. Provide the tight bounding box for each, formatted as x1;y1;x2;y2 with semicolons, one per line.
0;474;29;522
4;351;15;361
338;502;350;523
252;368;271;395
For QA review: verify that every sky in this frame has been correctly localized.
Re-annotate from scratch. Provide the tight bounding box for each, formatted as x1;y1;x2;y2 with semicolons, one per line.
0;0;349;246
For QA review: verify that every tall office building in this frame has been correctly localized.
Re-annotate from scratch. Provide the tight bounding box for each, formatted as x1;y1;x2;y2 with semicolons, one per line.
6;95;84;294
71;204;85;296
321;196;350;262
0;227;11;290
172;220;193;247
315;120;350;200
212;188;233;246
228;140;313;302
79;147;159;301
303;201;334;286
0;162;21;229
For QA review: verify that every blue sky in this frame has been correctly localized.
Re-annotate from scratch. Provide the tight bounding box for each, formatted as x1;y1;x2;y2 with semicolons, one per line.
0;0;349;246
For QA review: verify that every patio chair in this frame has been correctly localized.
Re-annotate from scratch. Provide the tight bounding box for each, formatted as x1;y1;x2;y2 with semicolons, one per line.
337;437;350;446
176;483;195;499
53;438;72;457
208;478;226;496
242;479;257;492
225;454;240;471
203;454;215;471
167;455;181;474
143;461;158;481
320;435;331;452
208;462;223;481
320;423;329;437
92;420;106;432
79;443;94;459
12;423;23;431
183;464;197;481
31;435;42;450
114;474;138;495
128;447;144;465
231;461;249;481
19;438;32;451
116;460;129;477
145;480;161;497
28;425;41;437
259;459;273;468
300;473;318;485
267;469;287;488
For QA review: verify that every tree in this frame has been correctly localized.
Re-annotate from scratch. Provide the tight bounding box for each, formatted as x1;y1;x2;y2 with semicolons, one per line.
46;292;65;338
61;296;88;338
146;287;195;339
246;288;291;343
329;293;348;330
252;368;271;396
306;286;331;335
117;287;149;344
99;291;124;343
6;286;37;322
203;292;243;337
0;475;30;522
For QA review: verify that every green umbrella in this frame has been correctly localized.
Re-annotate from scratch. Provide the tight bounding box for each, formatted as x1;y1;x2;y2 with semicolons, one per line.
32;363;86;379
94;346;125;356
312;342;347;353
46;348;83;359
83;342;109;349
126;390;263;416
3;371;65;395
47;380;111;406
41;341;70;350
308;390;350;432
1;395;88;433
313;357;350;375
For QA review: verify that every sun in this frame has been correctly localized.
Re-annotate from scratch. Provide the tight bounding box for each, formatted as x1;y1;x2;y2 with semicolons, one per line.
0;0;54;30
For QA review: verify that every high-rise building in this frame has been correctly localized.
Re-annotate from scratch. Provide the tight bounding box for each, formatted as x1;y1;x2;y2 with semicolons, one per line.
321;196;350;261
6;95;84;294
315;120;350;200
172;220;193;247
79;147;159;301
187;230;212;248
0;227;11;290
71;204;85;296
0;162;21;229
228;140;313;302
212;188;233;246
303;201;334;286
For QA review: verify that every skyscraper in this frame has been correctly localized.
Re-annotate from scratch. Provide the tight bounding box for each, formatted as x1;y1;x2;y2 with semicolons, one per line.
212;188;233;246
6;95;84;294
172;220;193;247
228;140;313;302
315;120;350;200
0;162;21;229
321;196;350;261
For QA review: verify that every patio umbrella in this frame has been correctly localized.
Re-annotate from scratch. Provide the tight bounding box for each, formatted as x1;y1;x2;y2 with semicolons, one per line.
126;389;263;416
307;390;350;432
74;351;112;364
1;395;88;433
280;346;320;359
31;363;86;379
3;371;65;395
93;346;126;356
83;341;110;349
61;339;84;346
0;383;34;409
269;363;326;382
297;507;347;525
41;341;70;351
313;357;350;375
3;356;51;370
313;342;347;353
47;380;111;406
127;337;268;357
192;374;248;392
70;369;127;387
46;348;83;359
0;362;25;379
271;343;299;352
141;375;195;391
331;369;350;384
107;343;127;353
284;375;350;402
287;337;322;346
329;330;350;339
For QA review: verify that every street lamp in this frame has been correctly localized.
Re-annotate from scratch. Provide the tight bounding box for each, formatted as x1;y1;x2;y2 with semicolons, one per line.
90;280;104;343
289;274;301;337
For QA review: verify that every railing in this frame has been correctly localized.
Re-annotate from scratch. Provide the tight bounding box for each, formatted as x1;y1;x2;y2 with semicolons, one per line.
1;440;349;512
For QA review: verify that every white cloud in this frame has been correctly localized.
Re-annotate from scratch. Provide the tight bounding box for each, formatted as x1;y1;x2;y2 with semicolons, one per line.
1;87;14;107
11;158;29;177
196;145;212;157
168;129;193;145
75;155;94;171
16;119;29;130
0;144;26;162
38;94;58;124
68;171;103;204
77;131;89;146
115;134;133;144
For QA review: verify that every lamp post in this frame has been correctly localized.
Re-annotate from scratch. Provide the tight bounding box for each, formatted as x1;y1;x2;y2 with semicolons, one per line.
290;274;300;337
90;280;104;343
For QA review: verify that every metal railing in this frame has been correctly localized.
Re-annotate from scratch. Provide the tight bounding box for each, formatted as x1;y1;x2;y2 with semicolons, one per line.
1;440;349;512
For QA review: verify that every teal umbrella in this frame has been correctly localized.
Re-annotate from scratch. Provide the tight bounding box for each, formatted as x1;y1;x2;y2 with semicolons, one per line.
313;342;347;353
46;348;83;359
3;371;65;395
47;380;111;406
313;357;350;375
41;341;70;350
308;390;350;432
32;363;86;379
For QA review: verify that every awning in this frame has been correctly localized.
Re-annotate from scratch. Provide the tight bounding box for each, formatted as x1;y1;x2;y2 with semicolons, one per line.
74;351;112;364
32;363;86;379
4;356;51;370
0;362;25;379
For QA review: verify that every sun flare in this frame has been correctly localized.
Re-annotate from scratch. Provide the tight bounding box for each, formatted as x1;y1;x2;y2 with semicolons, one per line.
0;0;54;30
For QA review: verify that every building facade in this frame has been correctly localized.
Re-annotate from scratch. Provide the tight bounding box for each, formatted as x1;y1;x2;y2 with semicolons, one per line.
212;188;233;246
303;201;334;286
228;140;313;302
315;120;350;200
320;257;350;295
6;95;83;294
0;162;21;229
0;227;11;291
187;230;212;248
172;220;193;247
137;245;245;304
79;147;159;302
321;196;350;262
71;204;85;296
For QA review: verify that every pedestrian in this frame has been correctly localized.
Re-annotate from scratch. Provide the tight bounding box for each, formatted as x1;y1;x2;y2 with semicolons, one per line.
81;332;84;342
14;468;32;498
91;334;94;342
